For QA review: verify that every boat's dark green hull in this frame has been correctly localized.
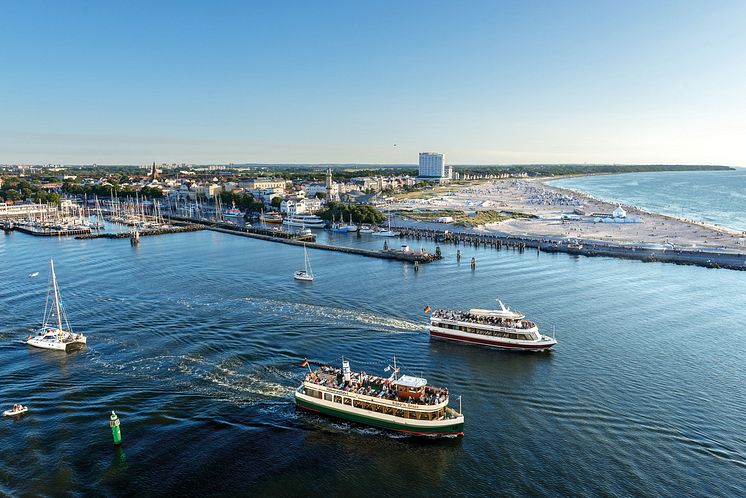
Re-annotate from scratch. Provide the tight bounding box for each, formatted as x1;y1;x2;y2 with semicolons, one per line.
295;394;464;436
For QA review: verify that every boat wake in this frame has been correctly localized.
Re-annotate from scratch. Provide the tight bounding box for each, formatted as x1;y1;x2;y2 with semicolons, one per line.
239;297;423;333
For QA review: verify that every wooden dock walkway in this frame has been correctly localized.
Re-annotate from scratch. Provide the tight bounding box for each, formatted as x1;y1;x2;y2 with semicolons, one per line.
1;222;91;237
392;224;746;271
75;224;204;239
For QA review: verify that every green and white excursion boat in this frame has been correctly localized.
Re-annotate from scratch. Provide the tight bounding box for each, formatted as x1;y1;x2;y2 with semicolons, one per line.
294;358;464;437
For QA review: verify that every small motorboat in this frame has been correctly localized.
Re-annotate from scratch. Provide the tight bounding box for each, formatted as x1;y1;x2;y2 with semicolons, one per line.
3;404;28;416
28;272;39;278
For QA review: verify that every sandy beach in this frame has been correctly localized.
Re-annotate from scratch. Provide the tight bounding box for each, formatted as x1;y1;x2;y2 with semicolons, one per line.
391;177;746;252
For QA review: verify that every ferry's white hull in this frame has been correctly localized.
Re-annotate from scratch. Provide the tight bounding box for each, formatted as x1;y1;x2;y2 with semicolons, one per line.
294;387;464;436
429;325;555;351
284;219;325;228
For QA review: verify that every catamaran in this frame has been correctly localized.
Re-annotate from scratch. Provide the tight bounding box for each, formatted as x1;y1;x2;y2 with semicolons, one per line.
294;244;315;281
295;357;464;436
27;259;87;352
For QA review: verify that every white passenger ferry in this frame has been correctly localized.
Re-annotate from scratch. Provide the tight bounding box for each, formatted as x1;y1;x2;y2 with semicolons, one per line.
429;299;556;351
295;358;464;436
283;214;325;228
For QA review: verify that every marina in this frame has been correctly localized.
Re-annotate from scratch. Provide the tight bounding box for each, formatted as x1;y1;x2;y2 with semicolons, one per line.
3;0;745;494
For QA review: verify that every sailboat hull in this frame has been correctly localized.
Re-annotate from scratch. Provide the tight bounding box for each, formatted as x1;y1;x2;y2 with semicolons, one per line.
294;271;314;281
27;337;87;352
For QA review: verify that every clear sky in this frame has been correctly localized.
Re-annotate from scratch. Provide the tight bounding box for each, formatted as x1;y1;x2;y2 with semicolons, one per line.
2;1;745;166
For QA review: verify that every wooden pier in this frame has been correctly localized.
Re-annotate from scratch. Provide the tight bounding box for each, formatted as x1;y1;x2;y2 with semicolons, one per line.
171;216;440;263
75;224;204;239
391;224;746;271
1;222;92;237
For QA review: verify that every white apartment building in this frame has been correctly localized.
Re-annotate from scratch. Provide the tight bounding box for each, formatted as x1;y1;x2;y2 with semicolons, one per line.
418;152;452;181
281;197;323;216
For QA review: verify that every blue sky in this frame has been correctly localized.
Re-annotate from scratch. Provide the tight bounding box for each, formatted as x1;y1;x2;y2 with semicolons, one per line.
1;1;745;165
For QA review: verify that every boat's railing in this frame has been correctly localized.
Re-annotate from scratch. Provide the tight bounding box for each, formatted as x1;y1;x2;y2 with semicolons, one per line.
431;316;538;331
302;381;450;411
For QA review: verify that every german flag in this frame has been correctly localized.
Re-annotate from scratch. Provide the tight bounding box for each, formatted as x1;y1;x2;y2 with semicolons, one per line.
424;305;431;313
300;359;309;367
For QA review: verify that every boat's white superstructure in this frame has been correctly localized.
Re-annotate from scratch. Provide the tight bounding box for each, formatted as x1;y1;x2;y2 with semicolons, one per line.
27;259;87;352
283;214;325;228
371;229;398;237
224;202;243;218
429;299;556;351
259;212;283;224
294;244;315;281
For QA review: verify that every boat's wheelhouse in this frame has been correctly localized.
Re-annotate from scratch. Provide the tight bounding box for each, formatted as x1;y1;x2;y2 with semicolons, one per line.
393;375;427;401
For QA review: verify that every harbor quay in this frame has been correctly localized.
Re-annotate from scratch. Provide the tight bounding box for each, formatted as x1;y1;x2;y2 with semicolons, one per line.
181;217;441;264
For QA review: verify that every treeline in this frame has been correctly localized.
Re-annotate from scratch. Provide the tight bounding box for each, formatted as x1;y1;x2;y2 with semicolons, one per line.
219;190;264;212
62;180;164;198
316;202;385;224
0;177;61;205
454;164;734;177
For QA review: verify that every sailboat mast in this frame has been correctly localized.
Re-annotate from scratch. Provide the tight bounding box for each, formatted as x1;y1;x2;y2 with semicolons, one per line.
50;259;63;330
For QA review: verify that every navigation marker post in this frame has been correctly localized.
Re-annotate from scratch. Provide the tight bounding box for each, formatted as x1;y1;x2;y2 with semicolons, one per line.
109;411;122;445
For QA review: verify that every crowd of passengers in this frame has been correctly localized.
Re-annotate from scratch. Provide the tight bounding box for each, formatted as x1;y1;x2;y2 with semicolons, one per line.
305;366;448;405
432;309;534;329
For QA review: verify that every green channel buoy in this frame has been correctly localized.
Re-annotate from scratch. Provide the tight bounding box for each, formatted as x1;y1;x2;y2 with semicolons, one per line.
109;411;122;445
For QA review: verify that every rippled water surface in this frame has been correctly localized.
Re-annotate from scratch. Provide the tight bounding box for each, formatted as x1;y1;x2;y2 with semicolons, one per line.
0;227;744;496
549;169;746;231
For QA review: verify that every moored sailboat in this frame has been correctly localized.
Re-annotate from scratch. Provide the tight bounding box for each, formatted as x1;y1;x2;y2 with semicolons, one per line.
27;259;87;352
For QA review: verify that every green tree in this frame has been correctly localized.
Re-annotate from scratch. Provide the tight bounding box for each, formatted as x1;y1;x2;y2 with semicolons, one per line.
317;202;384;224
270;196;283;209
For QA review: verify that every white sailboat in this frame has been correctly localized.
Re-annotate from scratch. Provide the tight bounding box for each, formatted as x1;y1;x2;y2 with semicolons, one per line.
372;208;398;237
294;244;315;281
27;259;87;352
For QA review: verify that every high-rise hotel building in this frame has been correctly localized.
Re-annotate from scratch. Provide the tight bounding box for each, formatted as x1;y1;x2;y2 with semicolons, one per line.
418;152;452;181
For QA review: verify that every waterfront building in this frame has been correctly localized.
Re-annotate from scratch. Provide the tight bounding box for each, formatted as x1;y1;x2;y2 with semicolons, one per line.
302;183;328;198
281;197;323;216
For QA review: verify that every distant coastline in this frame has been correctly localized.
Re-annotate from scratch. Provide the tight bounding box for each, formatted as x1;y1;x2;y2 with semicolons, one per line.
545;169;746;233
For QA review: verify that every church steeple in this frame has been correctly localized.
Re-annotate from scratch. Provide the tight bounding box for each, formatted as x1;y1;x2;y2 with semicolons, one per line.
150;161;159;180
